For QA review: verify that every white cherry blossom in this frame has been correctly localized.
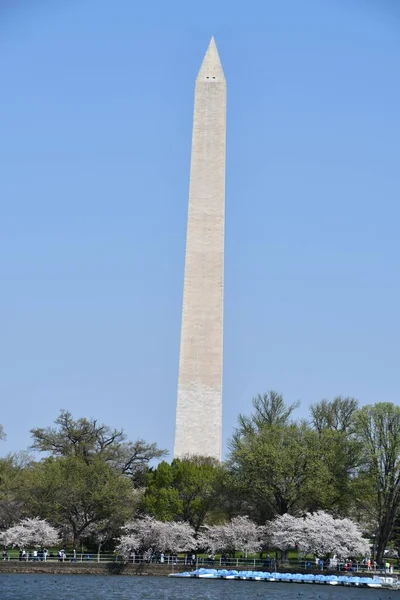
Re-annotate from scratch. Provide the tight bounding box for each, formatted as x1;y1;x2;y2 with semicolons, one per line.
0;517;60;549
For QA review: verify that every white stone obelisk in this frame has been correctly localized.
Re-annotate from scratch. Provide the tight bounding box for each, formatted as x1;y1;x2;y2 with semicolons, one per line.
174;38;226;461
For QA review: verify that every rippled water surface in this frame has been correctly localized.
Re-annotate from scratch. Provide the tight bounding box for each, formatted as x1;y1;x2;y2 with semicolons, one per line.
0;574;396;600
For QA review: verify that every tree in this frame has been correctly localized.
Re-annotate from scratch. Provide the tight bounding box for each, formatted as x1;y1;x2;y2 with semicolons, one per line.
81;517;129;558
0;453;31;530
210;466;252;521
301;512;370;559
268;513;305;559
309;397;362;514
142;457;222;530
116;517;196;558
200;516;263;556
229;420;330;521
310;396;358;434
268;511;370;559
354;402;400;562
0;517;59;549
0;425;5;440
233;391;299;440
30;410;166;483
159;520;196;554
21;455;138;548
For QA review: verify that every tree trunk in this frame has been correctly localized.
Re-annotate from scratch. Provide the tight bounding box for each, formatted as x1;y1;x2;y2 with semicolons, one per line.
72;525;79;551
73;533;80;550
376;522;392;563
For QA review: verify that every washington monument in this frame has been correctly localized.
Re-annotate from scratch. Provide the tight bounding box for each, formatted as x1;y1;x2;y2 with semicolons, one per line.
174;38;226;461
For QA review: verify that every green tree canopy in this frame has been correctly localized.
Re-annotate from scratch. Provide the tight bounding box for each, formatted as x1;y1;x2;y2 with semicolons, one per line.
30;410;166;483
142;457;222;530
22;455;138;547
229;419;332;521
234;391;300;440
354;402;400;562
309;397;362;514
310;396;359;434
227;393;363;521
0;453;30;530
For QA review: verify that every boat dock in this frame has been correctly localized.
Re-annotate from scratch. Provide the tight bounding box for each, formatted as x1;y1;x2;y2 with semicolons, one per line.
169;568;399;589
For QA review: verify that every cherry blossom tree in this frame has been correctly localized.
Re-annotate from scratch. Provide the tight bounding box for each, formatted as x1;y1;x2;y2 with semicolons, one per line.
116;516;159;557
269;513;305;559
267;511;370;559
163;521;197;553
301;512;370;558
116;517;196;558
300;511;340;557
200;516;263;556
0;517;60;549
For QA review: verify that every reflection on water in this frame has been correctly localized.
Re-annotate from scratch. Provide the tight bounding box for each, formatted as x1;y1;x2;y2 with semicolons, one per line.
0;574;396;600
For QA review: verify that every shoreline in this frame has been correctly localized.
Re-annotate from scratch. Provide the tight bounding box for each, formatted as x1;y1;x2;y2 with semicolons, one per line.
0;562;173;576
0;562;385;578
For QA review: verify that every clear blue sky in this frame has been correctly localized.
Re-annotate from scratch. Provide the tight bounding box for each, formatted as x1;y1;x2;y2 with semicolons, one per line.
1;0;399;458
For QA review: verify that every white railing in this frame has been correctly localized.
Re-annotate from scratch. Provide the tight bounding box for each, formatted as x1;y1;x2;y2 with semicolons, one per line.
1;554;398;574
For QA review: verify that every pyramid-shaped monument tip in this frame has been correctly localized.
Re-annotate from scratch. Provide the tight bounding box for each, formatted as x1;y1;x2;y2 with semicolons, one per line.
196;37;225;82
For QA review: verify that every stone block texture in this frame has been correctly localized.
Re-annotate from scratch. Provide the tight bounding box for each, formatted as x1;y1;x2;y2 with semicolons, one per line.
174;38;226;461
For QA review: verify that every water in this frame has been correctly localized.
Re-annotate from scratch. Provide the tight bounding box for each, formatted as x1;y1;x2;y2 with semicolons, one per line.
0;575;397;600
